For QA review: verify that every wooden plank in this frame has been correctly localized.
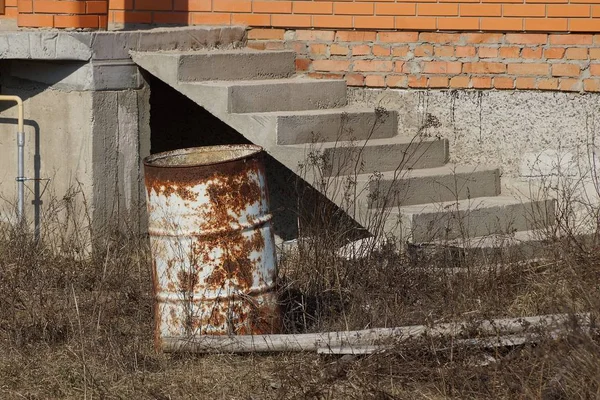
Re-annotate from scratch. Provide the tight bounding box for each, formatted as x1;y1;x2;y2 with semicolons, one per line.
161;313;589;354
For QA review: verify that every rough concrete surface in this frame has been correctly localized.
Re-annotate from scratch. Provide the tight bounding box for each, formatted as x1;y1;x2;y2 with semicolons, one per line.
0;26;246;61
348;88;600;179
0;72;151;235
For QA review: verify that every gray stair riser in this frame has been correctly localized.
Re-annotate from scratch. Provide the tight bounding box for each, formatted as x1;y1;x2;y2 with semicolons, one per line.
178;51;296;81
405;199;556;242
228;80;347;113
322;139;449;177
276;109;398;145
368;169;501;208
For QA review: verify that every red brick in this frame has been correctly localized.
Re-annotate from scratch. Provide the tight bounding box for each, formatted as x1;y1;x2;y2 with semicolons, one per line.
549;34;593;45
376;3;415;16
253;1;292;13
213;0;251;12
312;60;351;72
462;33;503;44
386;75;408;88
423;61;462;74
271;14;311;27
428;76;450;88
515;77;536;89
18;13;53;27
365;75;386;88
461;4;502;16
499;46;521;58
494;76;515;89
34;0;85;14
418;3;458;15
434;46;454;57
589;48;600;59
190;13;230;25
330;44;349;56
537;78;559;90
521;47;542;59
472;76;492;88
502;4;545;16
55;15;99;28
248;28;285;40
395;17;436;30
506;33;548;45
507;63;549;75
584;79;600;92
336;31;377;42
381;30;423;43
154;12;189;24
591;64;600;76
355;16;394;29
231;13;270;25
313;16;353;28
414;44;434;57
479;47;498;58
544;48;566;59
354;60;394;72
525;18;568;32
455;46;476;57
419;32;462;44
480;17;523;31
87;1;108;14
335;2;374;15
559;78;582;92
392;46;410;57
373;45;391;57
438;18;479;30
346;73;365;87
408;76;428;88
463;62;506;74
296;30;335;41
293;1;332;14
295;58;311;71
450;76;470;88
547;4;590;17
351;44;371;56
309;43;328;56
565;48;588;60
551;64;581;77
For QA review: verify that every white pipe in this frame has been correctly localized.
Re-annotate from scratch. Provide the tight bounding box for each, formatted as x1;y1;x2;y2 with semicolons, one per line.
0;96;25;223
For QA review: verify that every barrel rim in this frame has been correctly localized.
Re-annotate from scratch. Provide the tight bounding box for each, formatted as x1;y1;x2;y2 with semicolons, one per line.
143;144;264;168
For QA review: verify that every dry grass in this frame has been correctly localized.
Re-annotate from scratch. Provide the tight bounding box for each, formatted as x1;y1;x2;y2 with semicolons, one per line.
0;197;599;400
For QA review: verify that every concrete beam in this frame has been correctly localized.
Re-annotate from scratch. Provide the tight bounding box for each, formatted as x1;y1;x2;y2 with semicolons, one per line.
0;26;246;62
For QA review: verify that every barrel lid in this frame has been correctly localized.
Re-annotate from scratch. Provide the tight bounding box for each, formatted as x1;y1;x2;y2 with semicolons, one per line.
144;144;263;168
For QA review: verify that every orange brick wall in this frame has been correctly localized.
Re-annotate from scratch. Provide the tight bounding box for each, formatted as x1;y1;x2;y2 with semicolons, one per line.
249;29;600;92
16;1;108;28
8;1;600;32
108;0;600;32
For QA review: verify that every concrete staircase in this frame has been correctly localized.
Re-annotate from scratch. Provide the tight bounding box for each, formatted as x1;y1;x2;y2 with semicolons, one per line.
131;48;555;246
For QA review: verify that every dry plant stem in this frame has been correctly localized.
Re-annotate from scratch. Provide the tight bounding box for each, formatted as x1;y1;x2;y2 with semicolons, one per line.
162;313;589;354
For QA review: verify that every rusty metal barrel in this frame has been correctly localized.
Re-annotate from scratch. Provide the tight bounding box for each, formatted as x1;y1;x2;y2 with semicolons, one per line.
143;145;281;349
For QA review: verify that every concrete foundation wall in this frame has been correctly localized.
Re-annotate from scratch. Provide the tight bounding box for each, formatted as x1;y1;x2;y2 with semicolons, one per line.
348;88;600;178
0;62;151;237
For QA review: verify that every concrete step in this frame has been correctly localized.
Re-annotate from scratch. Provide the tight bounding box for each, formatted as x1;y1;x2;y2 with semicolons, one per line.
254;107;398;145
132;49;296;83
177;49;296;81
279;136;449;178
376;196;555;243
366;165;501;208
221;77;348;113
